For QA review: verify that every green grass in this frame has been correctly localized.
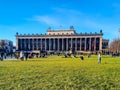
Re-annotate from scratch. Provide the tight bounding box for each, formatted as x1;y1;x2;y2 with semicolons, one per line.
0;55;120;90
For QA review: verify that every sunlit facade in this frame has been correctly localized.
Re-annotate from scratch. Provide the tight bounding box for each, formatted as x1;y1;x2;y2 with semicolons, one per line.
16;26;108;53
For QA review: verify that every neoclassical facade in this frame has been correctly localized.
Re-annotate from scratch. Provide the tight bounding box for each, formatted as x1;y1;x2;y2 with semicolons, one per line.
16;26;108;53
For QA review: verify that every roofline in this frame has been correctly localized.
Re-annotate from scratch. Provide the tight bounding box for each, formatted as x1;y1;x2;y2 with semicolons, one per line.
16;33;103;37
47;30;75;32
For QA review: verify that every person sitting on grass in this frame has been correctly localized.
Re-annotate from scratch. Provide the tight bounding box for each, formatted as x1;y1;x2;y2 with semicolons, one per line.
80;55;84;60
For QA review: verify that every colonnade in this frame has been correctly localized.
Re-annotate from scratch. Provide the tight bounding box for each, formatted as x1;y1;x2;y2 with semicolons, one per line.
17;37;102;52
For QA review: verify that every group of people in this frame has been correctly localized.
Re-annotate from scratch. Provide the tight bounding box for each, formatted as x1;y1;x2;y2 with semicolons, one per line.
0;50;102;63
0;52;15;61
64;50;102;64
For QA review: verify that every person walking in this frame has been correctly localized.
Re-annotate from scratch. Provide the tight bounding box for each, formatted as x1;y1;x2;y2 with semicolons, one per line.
98;52;101;64
25;52;28;60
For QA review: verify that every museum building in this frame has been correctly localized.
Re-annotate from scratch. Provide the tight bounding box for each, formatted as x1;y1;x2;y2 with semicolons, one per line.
16;26;109;53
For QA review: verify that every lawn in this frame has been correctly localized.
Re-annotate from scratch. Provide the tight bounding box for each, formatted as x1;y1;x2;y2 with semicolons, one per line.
0;55;120;90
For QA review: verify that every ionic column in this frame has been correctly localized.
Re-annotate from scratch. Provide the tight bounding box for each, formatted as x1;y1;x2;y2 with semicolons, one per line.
66;38;68;51
46;39;47;50
71;38;72;49
21;39;23;50
89;38;91;51
84;38;86;51
23;39;25;50
47;39;49;51
24;39;26;50
99;37;102;51
58;38;59;51
54;38;55;50
23;39;25;49
80;38;82;51
20;39;22;50
39;39;40;50
94;38;96;51
49;38;51;51
75;38;77;51
16;38;18;50
31;39;32;50
45;38;46;51
29;39;31;50
28;39;30;50
32;39;34;50
36;39;38;50
62;38;64;51
41;39;42;50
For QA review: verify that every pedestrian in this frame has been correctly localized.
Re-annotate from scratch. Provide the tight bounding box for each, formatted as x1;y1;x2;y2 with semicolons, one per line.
20;51;24;61
25;52;28;60
98;52;101;64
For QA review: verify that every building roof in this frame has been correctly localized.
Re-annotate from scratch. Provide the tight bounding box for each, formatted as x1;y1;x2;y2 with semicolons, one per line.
16;27;103;37
102;39;109;41
47;30;75;32
16;32;103;37
47;29;76;35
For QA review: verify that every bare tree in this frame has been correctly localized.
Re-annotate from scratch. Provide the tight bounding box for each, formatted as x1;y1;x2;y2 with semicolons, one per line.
0;40;6;60
0;40;6;53
109;38;120;53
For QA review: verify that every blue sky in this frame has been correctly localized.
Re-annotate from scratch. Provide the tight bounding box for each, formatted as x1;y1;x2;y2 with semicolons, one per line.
0;0;120;45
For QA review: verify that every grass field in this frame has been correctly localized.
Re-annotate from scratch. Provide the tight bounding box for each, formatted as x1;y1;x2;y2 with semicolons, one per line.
0;55;120;90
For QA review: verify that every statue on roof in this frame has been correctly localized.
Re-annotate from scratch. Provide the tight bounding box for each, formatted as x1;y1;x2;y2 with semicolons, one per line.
16;32;19;35
47;26;51;30
100;29;102;33
70;26;74;30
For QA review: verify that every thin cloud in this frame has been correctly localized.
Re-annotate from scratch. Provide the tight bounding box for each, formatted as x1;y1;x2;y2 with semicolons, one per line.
26;15;60;26
25;8;99;29
25;8;83;27
25;7;119;39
